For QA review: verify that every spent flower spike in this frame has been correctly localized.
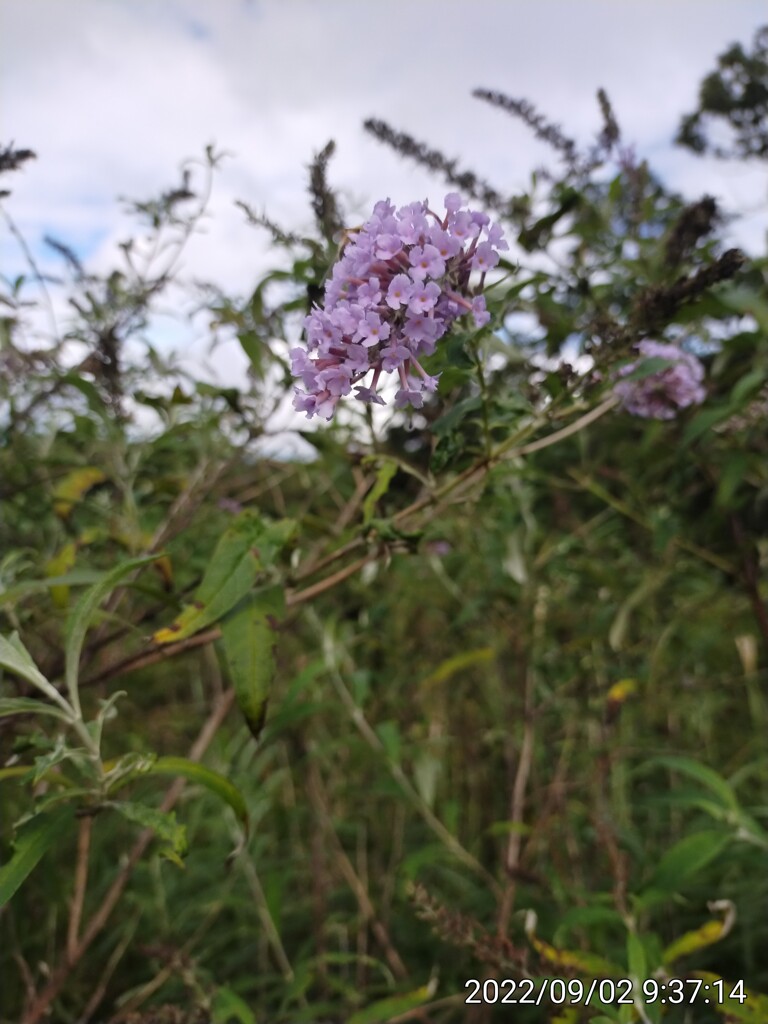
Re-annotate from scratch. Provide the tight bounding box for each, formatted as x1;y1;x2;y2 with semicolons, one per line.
613;340;706;419
291;194;506;419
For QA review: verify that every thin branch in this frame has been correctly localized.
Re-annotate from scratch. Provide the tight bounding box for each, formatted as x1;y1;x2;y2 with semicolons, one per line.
66;816;92;961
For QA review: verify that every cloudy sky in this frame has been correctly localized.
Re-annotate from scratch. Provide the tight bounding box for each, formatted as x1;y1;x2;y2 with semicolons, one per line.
2;0;767;388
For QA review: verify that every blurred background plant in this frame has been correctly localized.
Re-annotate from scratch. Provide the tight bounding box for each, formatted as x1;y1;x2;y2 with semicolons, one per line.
1;24;767;1024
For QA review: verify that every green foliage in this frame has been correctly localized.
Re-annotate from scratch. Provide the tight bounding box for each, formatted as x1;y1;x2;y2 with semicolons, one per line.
1;36;768;1024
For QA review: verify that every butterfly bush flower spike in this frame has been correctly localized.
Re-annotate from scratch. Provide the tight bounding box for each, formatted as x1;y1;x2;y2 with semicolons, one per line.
291;193;507;419
613;340;706;420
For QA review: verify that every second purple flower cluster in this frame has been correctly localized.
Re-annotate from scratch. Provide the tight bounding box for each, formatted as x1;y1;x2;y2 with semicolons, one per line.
613;340;706;420
291;193;507;419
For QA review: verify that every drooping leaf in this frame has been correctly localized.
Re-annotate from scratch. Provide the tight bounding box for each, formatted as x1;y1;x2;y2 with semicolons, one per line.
148;756;249;834
662;901;735;964
221;584;285;740
0;807;72;907
525;912;623;978
153;514;296;645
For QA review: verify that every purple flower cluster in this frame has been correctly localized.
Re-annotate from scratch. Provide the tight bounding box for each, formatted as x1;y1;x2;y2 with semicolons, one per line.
613;340;706;420
291;193;507;419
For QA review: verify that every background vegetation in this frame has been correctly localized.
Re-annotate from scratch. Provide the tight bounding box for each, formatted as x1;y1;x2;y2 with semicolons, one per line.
1;27;767;1024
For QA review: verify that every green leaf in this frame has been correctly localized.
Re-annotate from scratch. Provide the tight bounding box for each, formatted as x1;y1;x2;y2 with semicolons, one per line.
644;830;729;893
626;930;647;980
221;584;285;740
0;569;104;609
153;514;296;645
731;366;767;405
0;633;55;693
432;395;483;437
0;807;72;907
65;556;159;695
110;801;187;858
619;356;679;382
348;983;435;1024
682;403;735;445
645;755;739;810
362;459;398;526
148;757;249;834
0;696;70;723
419;647;495;690
211;987;256;1024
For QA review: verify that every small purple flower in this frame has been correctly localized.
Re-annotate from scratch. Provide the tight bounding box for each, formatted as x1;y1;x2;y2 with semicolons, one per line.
355;312;391;347
375;234;403;260
409;244;445;281
386;273;413;310
290;347;318;387
408;281;441;315
354;386;386;405
471;295;491;327
613;340;706;419
316;364;353;397
381;341;412;372
395;387;425;409
403;313;441;346
444;192;463;214
429;226;462;260
356;277;382;305
487;222;509;250
472;241;500;273
447;211;478;243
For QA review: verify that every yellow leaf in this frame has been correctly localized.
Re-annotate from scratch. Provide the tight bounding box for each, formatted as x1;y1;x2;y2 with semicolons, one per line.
606;678;637;704
419;648;495;691
45;543;77;608
524;910;621;978
662;900;735;964
53;468;106;519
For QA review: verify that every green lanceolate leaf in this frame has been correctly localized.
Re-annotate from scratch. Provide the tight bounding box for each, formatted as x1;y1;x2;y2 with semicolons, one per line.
0;806;72;907
0;696;70;723
362;458;398;526
0;633;54;693
210;987;257;1024
0;570;103;610
641;830;730;900
645;755;739;810
153;514;296;645
221;584;285;741
348;983;436;1024
149;756;249;834
65;555;159;696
